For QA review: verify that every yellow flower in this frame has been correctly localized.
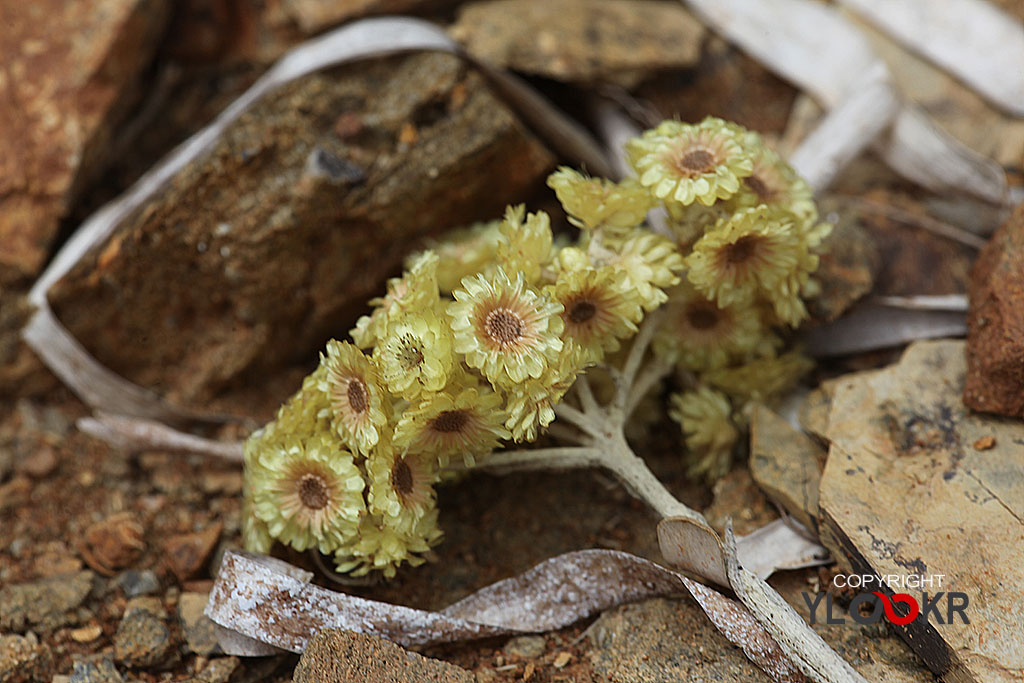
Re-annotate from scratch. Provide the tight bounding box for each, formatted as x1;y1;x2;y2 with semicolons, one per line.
374;308;454;401
250;433;366;554
547;167;654;230
241;486;273;555
547;267;643;366
318;340;391;456
351;251;439;349
394;385;510;465
553;245;591;273
366;442;439;534
685;206;804;309
729;132;817;228
653;284;773;371
333;509;443;579
497;205;554;285
415;221;503;295
626;117;753;206
703;349;814;404
597;229;684;311
503;373;573;442
448;268;564;386
669;387;739;480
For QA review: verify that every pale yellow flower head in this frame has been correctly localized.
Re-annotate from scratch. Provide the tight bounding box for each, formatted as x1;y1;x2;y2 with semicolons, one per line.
394;385;510;466
366;440;439;534
669;386;739;480
547;267;643;367
448;268;564;386
318;340;391;456
351;250;440;349
704;349;814;404
504;373;573;442
627;117;754;206
333;509;443;579
598;229;684;312
415;221;503;295
250;432;366;555
497;205;554;286
374;308;454;401
547;167;654;231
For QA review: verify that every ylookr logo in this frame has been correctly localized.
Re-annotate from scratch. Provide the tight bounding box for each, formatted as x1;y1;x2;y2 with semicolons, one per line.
803;573;970;626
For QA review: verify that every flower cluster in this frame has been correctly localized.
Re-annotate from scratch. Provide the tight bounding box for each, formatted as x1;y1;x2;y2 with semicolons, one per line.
242;116;827;575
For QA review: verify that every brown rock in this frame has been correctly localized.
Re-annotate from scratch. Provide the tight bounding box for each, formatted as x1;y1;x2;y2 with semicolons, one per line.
964;202;1024;417
292;629;473;683
0;289;55;399
113;607;176;668
0;0;170;284
703;468;776;537
81;513;146;576
749;405;826;531
15;443;58;478
818;340;1024;682
0;633;54;683
0;570;95;632
48;53;554;409
163;523;222;582
806;205;880;324
451;0;703;87
283;0;450;34
177;593;220;656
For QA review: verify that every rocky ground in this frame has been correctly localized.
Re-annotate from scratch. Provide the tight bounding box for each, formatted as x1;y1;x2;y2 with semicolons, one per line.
2;1;1023;682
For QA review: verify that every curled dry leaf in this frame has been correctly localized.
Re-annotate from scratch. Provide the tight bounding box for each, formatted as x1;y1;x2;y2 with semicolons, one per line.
23;16;610;425
205;549;808;682
801;303;967;357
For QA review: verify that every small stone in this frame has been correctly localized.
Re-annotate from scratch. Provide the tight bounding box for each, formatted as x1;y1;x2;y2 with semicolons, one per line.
0;476;31;512
806;205;880;324
113;608;175;668
0;633;54;683
177;593;220;656
964;202;1024;418
162;523;222;581
15;443;58;478
190;656;239;683
973;436;996;450
0;570;94;632
114;569;161;598
293;629;473;683
502;635;546;659
69;656;124;683
70;623;103;643
82;513;146;576
31;551;83;578
552;652;572;669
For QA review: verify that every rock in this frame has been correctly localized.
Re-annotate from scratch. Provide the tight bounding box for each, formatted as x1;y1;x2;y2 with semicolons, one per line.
189;656;239;683
70;657;124;683
749;404;826;531
818;340;1024;682
178;593;220;656
293;629;474;683
964;202;1024;418
0;633;53;683
451;0;703;87
502;635;546;659
806;205;880;324
798;383;835;444
163;523;222;582
113;607;176;668
283;0;447;34
82;513;146;576
70;623;104;643
0;289;55;399
114;569;161;598
15;443;58;478
0;0;170;284
703;469;776;537
587;597;770;681
0;570;94;632
48;52;554;409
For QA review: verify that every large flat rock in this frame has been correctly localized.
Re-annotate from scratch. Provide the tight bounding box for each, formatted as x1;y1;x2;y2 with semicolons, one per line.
818;340;1024;682
47;52;554;408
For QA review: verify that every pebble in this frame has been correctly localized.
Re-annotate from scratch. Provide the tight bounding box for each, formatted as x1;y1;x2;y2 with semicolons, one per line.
178;592;220;656
82;514;146;575
15;443;58;478
113;608;175;668
69;656;124;683
293;629;473;683
0;632;53;682
162;523;222;581
70;623;103;643
502;635;546;659
191;656;239;683
0;570;94;632
114;569;160;598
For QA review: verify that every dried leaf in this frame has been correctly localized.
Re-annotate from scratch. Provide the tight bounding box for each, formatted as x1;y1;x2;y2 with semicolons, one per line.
206;549;809;681
77;413;243;461
802;303;966;357
23;16;609;424
734;519;830;579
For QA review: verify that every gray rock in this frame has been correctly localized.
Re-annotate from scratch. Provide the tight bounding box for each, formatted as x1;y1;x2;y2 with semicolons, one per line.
293;629;473;683
501;635;546;659
177;593;220;656
114;569;160;598
0;570;94;632
0;633;53;683
70;657;124;683
113;608;175;668
588;597;771;682
187;656;239;683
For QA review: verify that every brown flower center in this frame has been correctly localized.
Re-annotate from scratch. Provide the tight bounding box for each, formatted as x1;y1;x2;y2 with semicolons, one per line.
485;308;524;344
429;409;470;434
724;235;759;265
347;379;368;414
568;300;597;324
391;458;413;496
685;303;720;331
298;473;330;510
677;148;715;176
745;174;775;202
